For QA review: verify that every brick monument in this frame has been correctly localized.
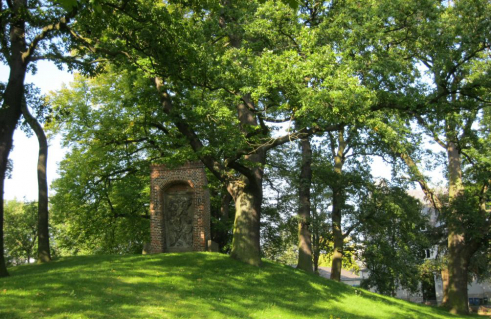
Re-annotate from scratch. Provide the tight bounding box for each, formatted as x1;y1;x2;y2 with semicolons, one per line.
149;162;211;253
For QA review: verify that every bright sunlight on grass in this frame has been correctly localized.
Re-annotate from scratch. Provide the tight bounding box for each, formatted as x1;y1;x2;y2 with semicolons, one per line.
0;253;479;318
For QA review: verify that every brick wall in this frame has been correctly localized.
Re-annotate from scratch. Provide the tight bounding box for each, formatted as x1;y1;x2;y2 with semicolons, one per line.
149;162;210;253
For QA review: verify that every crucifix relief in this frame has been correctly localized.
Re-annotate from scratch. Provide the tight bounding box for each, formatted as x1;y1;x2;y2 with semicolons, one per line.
164;187;194;251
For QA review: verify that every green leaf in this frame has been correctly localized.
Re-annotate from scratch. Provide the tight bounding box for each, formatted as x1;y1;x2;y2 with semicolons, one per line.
53;0;78;10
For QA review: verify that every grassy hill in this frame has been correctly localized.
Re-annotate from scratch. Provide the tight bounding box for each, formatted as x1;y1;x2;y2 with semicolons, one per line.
0;253;478;319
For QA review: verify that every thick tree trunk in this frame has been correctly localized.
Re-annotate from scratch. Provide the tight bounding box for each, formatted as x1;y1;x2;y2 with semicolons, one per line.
225;99;266;266
297;137;313;273
228;178;262;267
0;176;8;276
444;136;469;314
21;103;51;262
446;244;469;314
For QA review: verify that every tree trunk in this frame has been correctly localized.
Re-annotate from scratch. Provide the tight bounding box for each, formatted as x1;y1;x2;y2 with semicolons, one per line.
441;268;449;305
311;202;320;273
446;246;469;314
0;0;28;278
221;190;232;223
297;137;313;273
330;187;344;282
330;130;346;282
313;246;320;273
227;99;266;266
228;177;262;267
0;80;25;276
156;78;266;267
21;102;51;262
0;177;8;276
444;136;468;314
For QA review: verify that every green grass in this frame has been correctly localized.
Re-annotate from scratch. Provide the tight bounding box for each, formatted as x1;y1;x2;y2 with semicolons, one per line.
0;253;479;319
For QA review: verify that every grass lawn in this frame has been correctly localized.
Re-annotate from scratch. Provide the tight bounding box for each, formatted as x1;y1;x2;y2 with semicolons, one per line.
0;252;480;318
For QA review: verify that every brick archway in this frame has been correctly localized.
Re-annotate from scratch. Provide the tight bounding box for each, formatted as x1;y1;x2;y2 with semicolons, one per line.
149;162;210;253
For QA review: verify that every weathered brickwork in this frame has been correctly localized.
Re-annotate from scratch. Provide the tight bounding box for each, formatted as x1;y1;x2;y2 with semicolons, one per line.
149;162;210;253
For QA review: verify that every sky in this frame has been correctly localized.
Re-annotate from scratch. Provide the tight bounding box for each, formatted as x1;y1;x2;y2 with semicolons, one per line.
1;61;73;201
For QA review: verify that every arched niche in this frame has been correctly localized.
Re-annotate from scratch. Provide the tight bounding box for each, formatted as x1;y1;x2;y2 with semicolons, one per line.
149;162;210;253
162;181;194;252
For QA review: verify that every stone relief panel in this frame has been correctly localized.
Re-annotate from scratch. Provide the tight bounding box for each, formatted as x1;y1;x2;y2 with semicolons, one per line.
149;162;211;253
164;189;194;251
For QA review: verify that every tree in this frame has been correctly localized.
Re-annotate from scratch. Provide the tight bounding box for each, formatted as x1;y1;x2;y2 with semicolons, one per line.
296;136;313;272
0;0;94;276
386;0;491;312
307;125;377;281
66;0;488;278
357;184;430;296
50;147;151;255
21;85;51;262
262;136;365;275
70;0;376;266
338;0;490;312
310;167;332;273
48;69;172;255
261;143;306;266
3;200;37;266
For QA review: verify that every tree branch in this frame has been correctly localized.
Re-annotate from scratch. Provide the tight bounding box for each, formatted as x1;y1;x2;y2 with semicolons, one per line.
149;122;170;135
0;1;10;63
154;77;228;182
412;113;447;149
24;9;77;64
445;44;491;84
397;151;443;212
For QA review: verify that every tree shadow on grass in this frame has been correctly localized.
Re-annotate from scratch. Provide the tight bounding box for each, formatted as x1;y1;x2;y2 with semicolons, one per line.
0;253;470;319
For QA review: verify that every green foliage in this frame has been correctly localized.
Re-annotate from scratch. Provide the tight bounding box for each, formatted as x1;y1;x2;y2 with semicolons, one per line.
47;68;174;255
317;240;360;274
50;151;151;255
356;184;431;296
261;144;304;265
262;137;368;274
261;205;298;265
3;200;38;266
207;172;234;253
0;253;476;319
33;0;489;290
